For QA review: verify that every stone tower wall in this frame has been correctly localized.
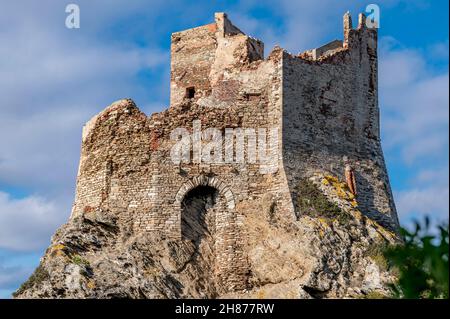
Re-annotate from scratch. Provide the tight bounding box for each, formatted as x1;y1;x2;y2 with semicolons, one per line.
281;13;398;229
69;12;399;294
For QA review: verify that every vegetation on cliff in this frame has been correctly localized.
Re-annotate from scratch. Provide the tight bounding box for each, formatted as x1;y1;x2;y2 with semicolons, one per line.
385;218;449;299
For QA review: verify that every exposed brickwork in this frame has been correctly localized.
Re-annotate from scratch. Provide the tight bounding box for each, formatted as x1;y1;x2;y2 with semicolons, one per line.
70;12;399;294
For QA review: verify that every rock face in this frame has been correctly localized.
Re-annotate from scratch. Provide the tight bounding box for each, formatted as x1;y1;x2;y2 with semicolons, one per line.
14;173;397;299
15;12;400;299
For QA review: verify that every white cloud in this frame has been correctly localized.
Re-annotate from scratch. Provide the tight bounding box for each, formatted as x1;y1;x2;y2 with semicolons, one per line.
230;0;426;54
395;186;449;223
395;167;449;224
0;192;65;251
379;38;449;164
414;168;449;186
378;37;448;225
229;0;357;53
379;48;425;87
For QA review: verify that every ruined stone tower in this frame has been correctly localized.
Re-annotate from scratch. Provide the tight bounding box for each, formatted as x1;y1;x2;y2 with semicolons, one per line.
43;12;399;298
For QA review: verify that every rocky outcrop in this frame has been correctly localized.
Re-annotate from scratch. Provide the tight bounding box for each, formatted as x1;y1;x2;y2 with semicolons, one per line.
14;173;398;299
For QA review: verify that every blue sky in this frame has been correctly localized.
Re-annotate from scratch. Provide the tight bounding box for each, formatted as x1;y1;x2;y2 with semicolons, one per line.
0;0;448;298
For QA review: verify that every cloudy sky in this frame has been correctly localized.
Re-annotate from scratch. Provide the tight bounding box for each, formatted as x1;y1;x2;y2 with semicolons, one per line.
0;0;448;298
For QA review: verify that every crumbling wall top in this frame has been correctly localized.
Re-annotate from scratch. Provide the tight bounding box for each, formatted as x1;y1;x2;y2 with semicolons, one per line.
214;12;244;36
169;12;265;106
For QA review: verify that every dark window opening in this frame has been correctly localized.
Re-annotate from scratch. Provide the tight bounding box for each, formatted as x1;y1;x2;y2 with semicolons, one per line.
186;87;196;99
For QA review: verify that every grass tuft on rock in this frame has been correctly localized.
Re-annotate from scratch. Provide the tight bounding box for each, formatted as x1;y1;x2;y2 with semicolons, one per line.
364;242;390;271
296;178;350;224
12;264;50;297
71;254;90;267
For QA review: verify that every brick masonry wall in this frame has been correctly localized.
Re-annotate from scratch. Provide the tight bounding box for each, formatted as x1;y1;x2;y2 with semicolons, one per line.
69;12;399;293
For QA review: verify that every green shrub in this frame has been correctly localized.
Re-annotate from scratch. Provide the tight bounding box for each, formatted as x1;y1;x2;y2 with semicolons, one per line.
384;217;449;299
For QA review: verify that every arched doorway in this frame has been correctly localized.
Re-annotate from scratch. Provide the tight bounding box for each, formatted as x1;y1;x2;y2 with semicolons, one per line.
181;185;224;297
174;176;246;296
181;185;219;242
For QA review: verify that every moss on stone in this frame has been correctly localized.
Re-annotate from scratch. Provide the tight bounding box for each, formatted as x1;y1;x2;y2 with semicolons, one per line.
358;290;390;299
87;279;96;290
364;242;389;271
322;175;356;203
71;255;94;278
296;178;350;224
71;254;90;267
49;243;69;258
